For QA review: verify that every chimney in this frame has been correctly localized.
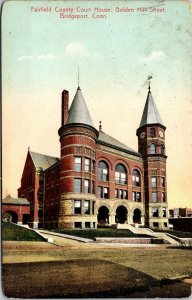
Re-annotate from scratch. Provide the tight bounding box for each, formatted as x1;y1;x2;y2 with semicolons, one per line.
61;90;69;126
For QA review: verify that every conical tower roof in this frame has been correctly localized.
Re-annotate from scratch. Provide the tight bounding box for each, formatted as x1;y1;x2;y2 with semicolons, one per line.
139;88;164;128
66;87;94;128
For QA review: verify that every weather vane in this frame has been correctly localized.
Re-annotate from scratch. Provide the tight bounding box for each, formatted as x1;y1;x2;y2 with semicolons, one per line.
78;67;80;88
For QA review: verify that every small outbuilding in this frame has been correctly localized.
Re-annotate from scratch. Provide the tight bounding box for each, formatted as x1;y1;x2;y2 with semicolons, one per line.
2;194;30;225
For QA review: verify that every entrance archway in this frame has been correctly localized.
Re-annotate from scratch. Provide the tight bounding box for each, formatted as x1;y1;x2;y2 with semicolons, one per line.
133;208;141;224
115;206;128;224
3;211;18;223
98;206;109;225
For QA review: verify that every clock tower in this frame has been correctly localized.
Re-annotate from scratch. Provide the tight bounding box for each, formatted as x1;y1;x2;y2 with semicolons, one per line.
136;86;168;229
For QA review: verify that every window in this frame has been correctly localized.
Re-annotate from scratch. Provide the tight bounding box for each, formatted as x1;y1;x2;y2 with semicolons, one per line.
153;222;159;227
104;187;109;199
124;190;128;199
152;192;157;202
98;161;109;181
163;207;166;217
161;177;165;187
161;145;165;155
115;164;127;184
92;181;95;194
74;157;82;172
119;189;123;199
92;201;95;215
74;222;82;228
152;208;159;217
84;179;90;193
151;177;157;187
132;169;140;186
74;178;81;193
115;189;118;198
133;191;141;202
85;158;90;172
150;144;156;154
84;201;90;214
98;186;109;199
74;200;81;214
150;128;155;137
162;192;166;202
85;222;91;228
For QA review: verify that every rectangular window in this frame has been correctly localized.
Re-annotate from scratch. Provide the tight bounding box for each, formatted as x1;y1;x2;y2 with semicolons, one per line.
152;192;157;203
85;222;91;228
162;192;166;202
98;186;102;198
92;201;95;215
133;192;141;202
104;187;109;199
103;168;108;181
84;200;90;214
124;190;128;199
85;158;90;172
74;200;81;214
121;173;126;184
84;179;90;193
151;177;157;187
163;207;166;217
153;222;159;227
150;128;155;137
74;222;82;228
115;171;120;183
133;191;136;201
74;178;81;193
152;208;159;217
92;181;95;194
115;189;118;198
74;157;82;172
120;189;123;199
161;177;165;187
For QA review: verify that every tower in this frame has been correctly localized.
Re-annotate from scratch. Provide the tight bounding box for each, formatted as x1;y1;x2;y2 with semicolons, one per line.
136;86;168;229
58;87;98;229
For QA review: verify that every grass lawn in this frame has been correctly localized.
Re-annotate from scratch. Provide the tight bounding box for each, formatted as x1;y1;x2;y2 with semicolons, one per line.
52;228;152;239
2;222;45;242
152;229;192;238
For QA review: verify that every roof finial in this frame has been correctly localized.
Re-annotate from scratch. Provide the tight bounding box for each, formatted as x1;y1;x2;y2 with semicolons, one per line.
99;121;102;131
77;67;80;90
147;75;152;92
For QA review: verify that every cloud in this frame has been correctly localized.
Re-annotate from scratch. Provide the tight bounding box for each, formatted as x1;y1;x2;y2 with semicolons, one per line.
37;53;61;60
65;42;89;58
141;50;166;62
18;55;34;61
18;53;61;61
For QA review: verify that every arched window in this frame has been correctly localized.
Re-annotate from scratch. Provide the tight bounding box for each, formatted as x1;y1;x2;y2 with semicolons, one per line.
115;164;127;184
132;169;141;186
98;161;109;181
160;144;165;155
150;143;156;154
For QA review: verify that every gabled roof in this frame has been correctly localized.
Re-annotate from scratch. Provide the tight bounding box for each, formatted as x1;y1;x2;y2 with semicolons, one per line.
66;87;95;128
139;89;164;128
29;151;59;171
98;131;141;156
2;194;30;205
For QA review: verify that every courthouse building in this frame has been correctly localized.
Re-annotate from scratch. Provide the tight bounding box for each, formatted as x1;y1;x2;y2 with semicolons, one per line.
16;84;168;229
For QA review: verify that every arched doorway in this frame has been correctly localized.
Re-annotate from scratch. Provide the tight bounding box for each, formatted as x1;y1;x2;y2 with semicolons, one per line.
98;206;109;225
133;208;141;224
3;211;18;223
115;206;128;224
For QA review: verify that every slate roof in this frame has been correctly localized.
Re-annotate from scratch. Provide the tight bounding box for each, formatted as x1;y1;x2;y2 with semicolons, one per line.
66;87;95;128
139;89;164;128
29;151;59;171
2;195;30;205
98;131;141;156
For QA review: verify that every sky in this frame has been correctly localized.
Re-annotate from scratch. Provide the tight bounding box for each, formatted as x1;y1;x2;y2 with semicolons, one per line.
2;0;192;209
